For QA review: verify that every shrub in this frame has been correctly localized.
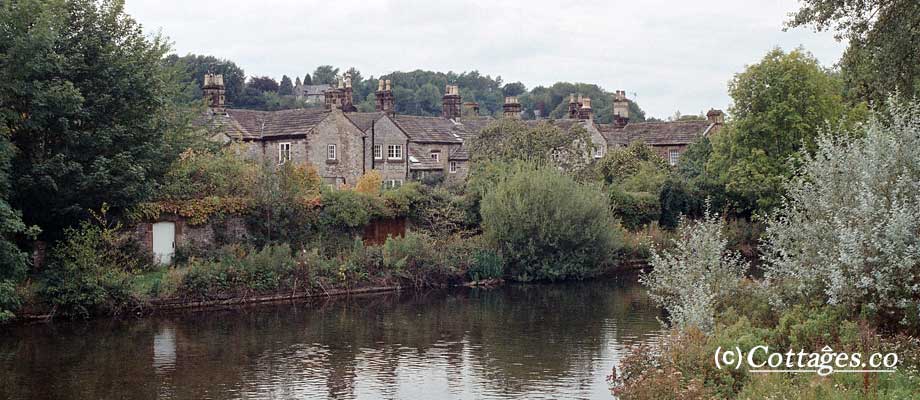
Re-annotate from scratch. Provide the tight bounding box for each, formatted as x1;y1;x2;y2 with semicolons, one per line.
355;171;382;194
480;165;623;281
180;244;296;298
608;187;660;231
641;211;748;332
762;99;920;329
41;220;134;318
468;249;503;281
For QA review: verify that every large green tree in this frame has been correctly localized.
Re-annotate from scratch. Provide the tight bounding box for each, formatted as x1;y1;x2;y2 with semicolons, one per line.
312;65;339;85
0;0;184;239
163;53;246;105
788;0;920;103
706;48;852;215
469;119;594;175
278;75;294;95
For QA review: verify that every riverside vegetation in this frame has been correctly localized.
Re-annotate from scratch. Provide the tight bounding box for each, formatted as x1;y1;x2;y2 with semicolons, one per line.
610;100;920;399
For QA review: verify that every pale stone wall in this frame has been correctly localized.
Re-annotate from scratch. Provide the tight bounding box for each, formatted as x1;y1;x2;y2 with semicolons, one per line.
307;111;366;186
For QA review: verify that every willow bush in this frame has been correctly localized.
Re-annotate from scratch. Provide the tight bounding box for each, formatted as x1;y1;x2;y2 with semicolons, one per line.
480;165;623;281
763;99;920;329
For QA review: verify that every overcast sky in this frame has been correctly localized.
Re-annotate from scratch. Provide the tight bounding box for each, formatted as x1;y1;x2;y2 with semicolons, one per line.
125;0;846;119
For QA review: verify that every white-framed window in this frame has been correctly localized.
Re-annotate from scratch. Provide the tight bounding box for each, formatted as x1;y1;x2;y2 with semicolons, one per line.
327;144;337;160
668;149;680;166
594;147;602;158
278;142;292;164
373;144;382;159
430;152;440;163
387;144;403;160
449;161;458;173
384;179;403;189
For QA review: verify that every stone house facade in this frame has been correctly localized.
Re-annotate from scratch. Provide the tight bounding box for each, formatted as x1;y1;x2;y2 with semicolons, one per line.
202;72;722;187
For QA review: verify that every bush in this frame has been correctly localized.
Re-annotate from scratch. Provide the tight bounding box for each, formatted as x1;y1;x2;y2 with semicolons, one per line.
468;249;503;281
180;244;296;298
608;187;660;231
41;220;134;318
641;211;748;332
762;99;920;329
480;165;623;281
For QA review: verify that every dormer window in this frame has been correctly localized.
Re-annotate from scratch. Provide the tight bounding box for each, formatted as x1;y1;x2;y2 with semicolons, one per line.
431;152;440;163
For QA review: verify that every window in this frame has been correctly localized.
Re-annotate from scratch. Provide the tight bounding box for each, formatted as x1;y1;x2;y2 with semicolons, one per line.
594;147;602;158
668;149;680;166
327;144;337;160
278;142;291;164
387;144;403;160
449;161;459;173
373;144;382;159
430;152;440;163
551;149;561;161
384;179;403;189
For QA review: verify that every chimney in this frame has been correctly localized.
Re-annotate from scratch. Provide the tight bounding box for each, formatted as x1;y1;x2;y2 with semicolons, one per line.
375;79;395;114
203;73;226;110
613;90;629;127
502;96;522;119
706;109;724;125
341;72;356;112
567;94;580;119
577;97;593;120
442;84;461;120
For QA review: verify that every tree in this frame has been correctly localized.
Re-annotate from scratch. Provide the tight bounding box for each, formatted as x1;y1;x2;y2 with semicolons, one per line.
0;0;185;239
763;99;920;328
163;54;246;105
416;83;442;116
787;0;920;103
502;82;526;97
312;65;339;85
480;165;623;281
0;132;38;321
279;75;294;95
294;76;302;87
469;119;594;175
706;48;850;215
303;73;313;85
248;76;279;93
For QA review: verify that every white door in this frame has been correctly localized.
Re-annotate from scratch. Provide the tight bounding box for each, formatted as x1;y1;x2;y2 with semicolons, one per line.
152;222;175;265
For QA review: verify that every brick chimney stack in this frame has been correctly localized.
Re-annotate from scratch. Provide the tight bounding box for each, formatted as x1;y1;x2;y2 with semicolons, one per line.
706;109;724;125
203;73;226;110
375;79;395;114
613;90;629;127
463;101;480;116
442;85;461;120
503;96;522;119
567;94;580;119
577;97;593;120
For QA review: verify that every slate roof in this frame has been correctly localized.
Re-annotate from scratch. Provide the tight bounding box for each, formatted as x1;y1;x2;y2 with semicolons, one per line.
298;84;331;97
599;120;714;146
201;110;254;140
448;145;469;161
223;108;334;139
458;116;495;134
392;115;465;143
344;112;385;132
408;147;444;170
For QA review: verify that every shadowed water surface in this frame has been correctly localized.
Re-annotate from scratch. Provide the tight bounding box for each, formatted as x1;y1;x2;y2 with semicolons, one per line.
0;277;662;399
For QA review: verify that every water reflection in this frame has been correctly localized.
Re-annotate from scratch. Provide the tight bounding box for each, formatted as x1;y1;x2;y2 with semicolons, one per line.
0;277;662;399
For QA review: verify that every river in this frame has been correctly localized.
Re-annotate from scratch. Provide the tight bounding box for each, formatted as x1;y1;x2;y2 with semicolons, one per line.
0;276;663;400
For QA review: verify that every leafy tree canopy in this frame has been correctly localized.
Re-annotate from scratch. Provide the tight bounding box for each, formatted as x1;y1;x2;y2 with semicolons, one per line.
0;0;194;239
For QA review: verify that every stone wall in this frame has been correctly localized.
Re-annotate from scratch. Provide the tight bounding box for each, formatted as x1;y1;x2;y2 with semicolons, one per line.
307;111;366;186
132;216;249;258
365;116;409;183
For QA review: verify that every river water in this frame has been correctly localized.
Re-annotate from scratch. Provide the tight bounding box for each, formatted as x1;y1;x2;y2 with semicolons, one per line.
0;277;663;400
